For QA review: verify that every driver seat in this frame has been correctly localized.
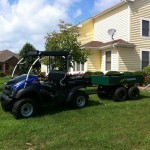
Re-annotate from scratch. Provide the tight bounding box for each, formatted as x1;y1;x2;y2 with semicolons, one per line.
48;71;66;86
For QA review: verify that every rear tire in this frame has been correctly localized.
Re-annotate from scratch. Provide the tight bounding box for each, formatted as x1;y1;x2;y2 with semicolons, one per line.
12;98;38;119
72;91;88;109
113;87;127;102
128;86;140;100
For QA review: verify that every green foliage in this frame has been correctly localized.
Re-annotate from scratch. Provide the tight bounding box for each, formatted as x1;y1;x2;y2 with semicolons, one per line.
19;43;36;74
105;71;121;76
143;65;150;75
0;72;5;77
123;71;134;75
134;70;146;76
145;76;150;84
92;71;104;75
83;71;104;77
45;20;89;67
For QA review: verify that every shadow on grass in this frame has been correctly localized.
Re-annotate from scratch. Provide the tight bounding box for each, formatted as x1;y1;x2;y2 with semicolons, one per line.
139;94;150;100
39;100;101;117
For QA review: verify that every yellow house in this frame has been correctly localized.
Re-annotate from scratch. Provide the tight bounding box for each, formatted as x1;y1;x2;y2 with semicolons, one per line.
76;0;150;73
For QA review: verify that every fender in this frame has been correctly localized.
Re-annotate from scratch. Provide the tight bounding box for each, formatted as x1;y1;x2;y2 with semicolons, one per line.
66;85;86;102
14;85;40;99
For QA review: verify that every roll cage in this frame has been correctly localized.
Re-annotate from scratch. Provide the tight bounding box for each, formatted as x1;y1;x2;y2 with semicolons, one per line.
12;50;70;88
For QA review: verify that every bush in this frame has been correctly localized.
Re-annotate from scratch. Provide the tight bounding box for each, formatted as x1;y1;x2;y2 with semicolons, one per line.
92;71;104;76
134;70;146;76
83;71;104;77
145;76;150;84
105;71;121;76
143;65;150;75
0;72;5;77
123;71;134;75
83;71;93;77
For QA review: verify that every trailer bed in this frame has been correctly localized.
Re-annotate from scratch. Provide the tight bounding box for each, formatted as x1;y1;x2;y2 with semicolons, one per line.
91;75;144;86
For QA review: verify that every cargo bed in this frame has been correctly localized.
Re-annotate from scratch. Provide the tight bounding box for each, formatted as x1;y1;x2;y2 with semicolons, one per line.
91;75;144;86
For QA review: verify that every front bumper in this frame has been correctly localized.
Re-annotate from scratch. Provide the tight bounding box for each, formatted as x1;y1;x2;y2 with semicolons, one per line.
0;93;13;104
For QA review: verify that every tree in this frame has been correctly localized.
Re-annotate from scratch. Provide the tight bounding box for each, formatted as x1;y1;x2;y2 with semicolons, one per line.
45;20;89;67
19;43;37;74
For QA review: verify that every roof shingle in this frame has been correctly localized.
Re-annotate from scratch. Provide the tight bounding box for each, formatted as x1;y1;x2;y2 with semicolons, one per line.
82;39;131;49
0;50;19;62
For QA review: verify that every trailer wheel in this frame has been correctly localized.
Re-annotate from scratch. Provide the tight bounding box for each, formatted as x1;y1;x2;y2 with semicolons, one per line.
12;98;38;119
97;90;108;99
72;91;88;109
113;87;127;102
128;86;140;100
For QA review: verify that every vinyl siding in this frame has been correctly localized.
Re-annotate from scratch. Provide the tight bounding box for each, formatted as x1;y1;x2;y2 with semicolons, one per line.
130;0;150;70
118;47;140;72
87;50;101;72
94;4;129;42
78;20;94;45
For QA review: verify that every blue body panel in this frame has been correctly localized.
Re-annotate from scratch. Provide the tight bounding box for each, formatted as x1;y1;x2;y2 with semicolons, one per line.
8;75;40;91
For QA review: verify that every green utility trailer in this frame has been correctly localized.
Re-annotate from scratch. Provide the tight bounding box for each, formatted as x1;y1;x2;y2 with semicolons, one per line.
91;74;145;102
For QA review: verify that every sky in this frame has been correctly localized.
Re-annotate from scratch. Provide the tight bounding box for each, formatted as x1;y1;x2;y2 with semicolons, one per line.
0;0;121;53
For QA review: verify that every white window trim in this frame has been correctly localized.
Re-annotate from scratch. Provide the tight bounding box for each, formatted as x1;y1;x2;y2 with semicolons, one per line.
140;48;150;70
105;50;112;71
117;50;119;71
128;5;131;42
69;62;87;74
141;17;150;39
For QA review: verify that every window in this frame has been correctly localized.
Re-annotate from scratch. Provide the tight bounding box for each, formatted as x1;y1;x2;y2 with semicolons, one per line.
72;62;85;73
6;63;9;70
142;51;150;69
142;19;150;37
106;51;111;70
0;64;2;71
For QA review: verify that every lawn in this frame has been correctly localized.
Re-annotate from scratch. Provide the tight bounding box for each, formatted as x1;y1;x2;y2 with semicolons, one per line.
0;77;150;150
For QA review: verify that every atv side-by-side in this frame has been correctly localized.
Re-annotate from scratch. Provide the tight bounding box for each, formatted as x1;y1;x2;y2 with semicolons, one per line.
0;50;145;119
0;51;90;119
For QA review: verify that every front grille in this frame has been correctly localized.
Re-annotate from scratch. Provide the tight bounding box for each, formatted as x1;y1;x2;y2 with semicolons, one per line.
3;85;12;96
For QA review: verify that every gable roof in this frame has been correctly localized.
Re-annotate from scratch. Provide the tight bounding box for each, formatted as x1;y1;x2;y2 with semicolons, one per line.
82;41;104;48
0;50;19;62
82;39;135;49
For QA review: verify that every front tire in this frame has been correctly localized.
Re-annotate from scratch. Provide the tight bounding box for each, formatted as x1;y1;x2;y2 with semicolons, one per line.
12;98;38;119
1;101;12;112
72;91;88;109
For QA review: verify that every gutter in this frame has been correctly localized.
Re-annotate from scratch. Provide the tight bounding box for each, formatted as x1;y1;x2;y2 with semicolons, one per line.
82;43;135;50
113;43;136;48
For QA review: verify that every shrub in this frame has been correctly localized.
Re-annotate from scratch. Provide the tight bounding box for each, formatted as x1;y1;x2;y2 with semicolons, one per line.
83;71;104;77
92;71;104;76
134;70;146;76
145;76;150;84
0;72;5;77
123;71;134;75
83;71;93;77
143;65;150;75
105;71;121;76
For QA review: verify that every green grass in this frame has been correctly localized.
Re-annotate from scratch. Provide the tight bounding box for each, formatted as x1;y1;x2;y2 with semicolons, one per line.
0;77;150;149
0;77;11;92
